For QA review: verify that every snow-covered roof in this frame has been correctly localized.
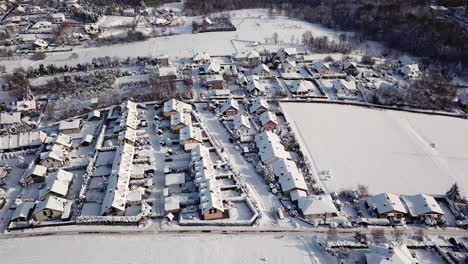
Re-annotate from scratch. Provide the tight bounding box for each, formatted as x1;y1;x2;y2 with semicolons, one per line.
118;127;137;143
402;194;444;217
31;21;51;29
334;79;357;91
251;64;270;75
206;74;224;83
312;60;329;72
170;111;192;129
365;245;417;264
0;112;21;124
260;111;278;126
249;98;268;114
233;114;251;130
0;131;47;151
101;143;134;215
247;75;264;93
179;125;202;144
367;193;407;215
298;195;338;217
255;131;289;163
281;59;296;70
289;189;307;202
277;47;297;57
33;196;67;216
220;98;239;114
199;179;224;215
234;50;260;59
22;164;47;182
88;110;101;120
163;98;192;116
11;201;35;221
343;60;357;70
193;52;211;63
39;169;73;199
400;64;420;78
51;13;65;19
16;99;36;112
272;159;300;178
290;80;314;94
165;196;180;212
41;144;66;163
54;133;72;149
157;66;177;77
278;171;307;193
165;172;186;186
59;119;82;131
203;62;221;74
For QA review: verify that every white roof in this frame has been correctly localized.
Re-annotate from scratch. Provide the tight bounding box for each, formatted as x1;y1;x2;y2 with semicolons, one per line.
11;201;35;221
402;194;444;217
312;60;329;72
59;119;82;131
365;245;417;264
157;66;177;77
33;196;67;216
277;47;297;57
334;79;357;91
206;74;224;83
165;172;186;186
118;100;139;130
163;98;192;116
0;112;21;124
199;179;224;215
16;99;36;112
55;133;72;148
220;98;239;114
170;111;192;129
290;80;314;93
233;114;251;130
249;98;268;114
193;52;211;62
367;193;407;215
272;159;300;178
203;62;221;73
234;50;260;59
0;131;47;151
255;131;289;163
22;164;47;181
289;189;307;202
251;64;270;75
278;171;307;193
39;169;73;199
247;75;264;93
260;111;278;126
87;110;100;120
281;59;296;70
165;196;180;212
298;195;338;216
179;125;202;144
343;60;357;70
42;143;66;163
51;13;65;19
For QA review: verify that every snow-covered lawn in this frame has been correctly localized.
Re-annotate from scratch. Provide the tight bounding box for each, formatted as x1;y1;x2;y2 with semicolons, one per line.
281;103;468;196
0;234;335;264
97;16;136;27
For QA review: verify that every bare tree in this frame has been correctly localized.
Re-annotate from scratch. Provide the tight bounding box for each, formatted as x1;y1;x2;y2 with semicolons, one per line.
371;229;386;243
272;32;279;45
414;229;425;241
357;184;369;198
391;228;404;242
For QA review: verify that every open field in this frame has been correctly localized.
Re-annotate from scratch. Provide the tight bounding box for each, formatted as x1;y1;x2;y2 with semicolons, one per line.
0;234;334;264
281;103;468;196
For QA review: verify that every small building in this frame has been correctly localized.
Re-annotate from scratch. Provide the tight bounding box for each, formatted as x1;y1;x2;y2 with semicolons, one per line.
202;62;221;75
11;202;35;222
260;111;279;132
199;180;226;220
281;60;297;74
22;164;47;184
87;110;101;121
233;50;261;67
33;39;48;50
278;171;308;194
276;47;297;60
118;128;137;146
163;98;192;118
193;52;211;65
399;63;420;79
366;193;408;219
54;133;73;151
165;196;180;214
30;21;52;32
0;131;47;153
84;24;100;35
59;119;82;134
246;75;265;95
343;60;358;75
165;172;186;188
312;61;330;75
219;98;239;116
179;125;202;151
290;80;314;95
298;195;338;221
156;55;169;66
205;74;225;90
233;114;252;142
333;78;358;97
51;13;65;23
39;169;73;199
0;112;21;125
402;194;444;221
80;134;94;146
33;196;67;221
251;64;271;78
16;99;37;112
157;66;177;79
249;98;268;114
40;144;67;168
170;111;192;133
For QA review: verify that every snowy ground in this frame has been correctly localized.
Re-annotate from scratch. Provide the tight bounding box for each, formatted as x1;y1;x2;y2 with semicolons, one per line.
0;9;383;71
281;103;468;197
0;234;336;264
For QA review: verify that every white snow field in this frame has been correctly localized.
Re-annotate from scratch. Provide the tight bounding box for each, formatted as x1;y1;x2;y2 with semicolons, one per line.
0;234;336;264
1;9;381;71
281;103;468;196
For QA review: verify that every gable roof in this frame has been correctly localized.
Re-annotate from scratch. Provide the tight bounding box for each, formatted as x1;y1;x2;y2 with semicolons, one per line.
255;131;289;163
39;169;73;199
247;75;264;93
179;125;202;144
367;193;407;215
298;195;338;216
220;98;239;114
233;114;251;130
170;111;192;129
402;194;444;217
163;98;192;116
365;245;418;264
278;171;308;193
249;98;268;114
34;196;67;216
290;80;314;93
260;111;278;126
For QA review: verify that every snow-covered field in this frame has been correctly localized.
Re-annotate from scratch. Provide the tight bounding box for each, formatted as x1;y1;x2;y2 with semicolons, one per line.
1;9;382;71
0;234;335;264
97;16;136;27
281;103;468;196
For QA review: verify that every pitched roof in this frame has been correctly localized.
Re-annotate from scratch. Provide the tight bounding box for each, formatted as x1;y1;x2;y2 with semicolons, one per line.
298;195;338;216
255;131;289;163
163;98;192;116
260;111;278;126
220;98;239;114
22;164;47;181
278;171;307;193
179;125;202;144
193;52;211;62
199;179;224;214
367;193;407;215
0;112;21;125
39;169;73;199
11;201;35;221
233;114;251;130
365;245;418;264
402;194;444;217
290;80;314;93
334;79;357;91
170;111;192;129
247;75;264;93
33;196;67;216
59;119;82;131
165;172;186;186
0;131;47;151
249;98;268;114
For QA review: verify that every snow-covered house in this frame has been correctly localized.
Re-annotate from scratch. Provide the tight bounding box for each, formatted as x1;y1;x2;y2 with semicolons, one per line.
199;179;226;220
11;201;35;222
249;98;268;114
156;66;177;79
333;78;358;97
251;64;271;78
165;172;186;189
281;59;297;74
278;171;308;194
87;110;101;121
33;196;67;221
312;61;330;75
246;75;265;95
233;50;261;67
30;21;52;32
84;24;100;35
255;131;289;164
39;169;73;199
290;80;314;95
237;74;248;86
40;144;67;168
366;193;408;219
22;164;47;184
219;98;239;116
59;119;82;134
170;111;192;133
298;195;338;220
33;39;48;50
193;52;211;65
0;112;21;125
365;245;418;264
233;114;251;142
179;125;202;151
0;131;47;153
402;194;444;221
163;98;192;118
276;47;297;60
16;99;37;112
51;13;65;23
205;74;225;90
343;59;358;75
118;128;137;146
271;159;299;179
202;62;221;75
399;63;420;79
54;133;72;151
259;111;279;132
156;55;169;66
